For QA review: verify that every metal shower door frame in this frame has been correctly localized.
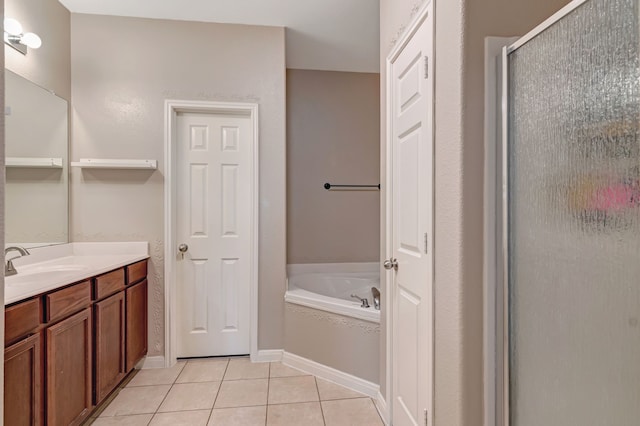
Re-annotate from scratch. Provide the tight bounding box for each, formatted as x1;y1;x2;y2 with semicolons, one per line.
498;1;590;425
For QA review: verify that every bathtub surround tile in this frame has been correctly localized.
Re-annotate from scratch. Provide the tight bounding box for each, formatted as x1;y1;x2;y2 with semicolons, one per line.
91;414;154;425
100;385;171;417
149;410;211;425
214;379;269;408
266;402;324;426
208;406;267;425
224;357;270;380
268;376;320;405
177;359;229;383
158;382;220;412
269;362;308;378
127;362;186;387
321;398;383;426
316;378;367;401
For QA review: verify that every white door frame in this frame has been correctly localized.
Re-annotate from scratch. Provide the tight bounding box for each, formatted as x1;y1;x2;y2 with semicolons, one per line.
384;2;434;422
164;100;259;367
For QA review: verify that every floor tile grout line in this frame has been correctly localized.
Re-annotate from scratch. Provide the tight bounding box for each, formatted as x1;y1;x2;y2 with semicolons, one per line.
211;358;230;411
150;380;176;419
150;363;187;416
209;403;269;409
314;376;328;426
265;362;271;426
205;405;215;425
145;408;216;415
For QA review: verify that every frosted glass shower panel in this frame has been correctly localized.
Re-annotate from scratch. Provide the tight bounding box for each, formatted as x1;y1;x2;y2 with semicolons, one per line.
507;0;640;425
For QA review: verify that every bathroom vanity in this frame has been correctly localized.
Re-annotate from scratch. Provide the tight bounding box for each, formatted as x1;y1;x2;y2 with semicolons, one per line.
3;243;149;426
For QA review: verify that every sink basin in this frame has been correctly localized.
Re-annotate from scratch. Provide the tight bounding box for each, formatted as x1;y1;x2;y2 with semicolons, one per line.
19;264;90;274
6;264;91;287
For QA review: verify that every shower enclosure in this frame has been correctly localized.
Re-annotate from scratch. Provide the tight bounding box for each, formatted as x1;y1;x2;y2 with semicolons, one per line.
500;0;640;424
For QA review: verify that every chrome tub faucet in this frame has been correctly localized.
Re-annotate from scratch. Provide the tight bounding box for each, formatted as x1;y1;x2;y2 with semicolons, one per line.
350;294;370;308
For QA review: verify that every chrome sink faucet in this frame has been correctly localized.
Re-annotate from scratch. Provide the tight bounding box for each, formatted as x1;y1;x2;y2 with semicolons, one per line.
5;246;30;276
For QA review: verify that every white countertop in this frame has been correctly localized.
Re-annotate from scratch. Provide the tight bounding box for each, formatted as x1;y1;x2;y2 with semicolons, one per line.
5;242;149;305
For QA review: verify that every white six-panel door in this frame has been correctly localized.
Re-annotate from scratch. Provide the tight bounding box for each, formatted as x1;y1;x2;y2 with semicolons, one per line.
176;111;253;358
389;5;434;426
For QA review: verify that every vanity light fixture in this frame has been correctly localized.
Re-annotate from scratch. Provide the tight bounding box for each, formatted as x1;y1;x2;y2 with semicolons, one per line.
4;18;42;55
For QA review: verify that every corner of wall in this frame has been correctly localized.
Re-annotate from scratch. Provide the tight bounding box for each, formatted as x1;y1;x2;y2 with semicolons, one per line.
0;1;6;419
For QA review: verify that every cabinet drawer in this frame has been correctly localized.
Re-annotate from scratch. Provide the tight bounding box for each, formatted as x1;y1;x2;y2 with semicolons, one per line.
5;298;41;345
126;260;147;285
95;268;125;300
45;281;91;323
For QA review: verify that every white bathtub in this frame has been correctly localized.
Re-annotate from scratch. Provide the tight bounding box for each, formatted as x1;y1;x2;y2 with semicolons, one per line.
285;263;381;323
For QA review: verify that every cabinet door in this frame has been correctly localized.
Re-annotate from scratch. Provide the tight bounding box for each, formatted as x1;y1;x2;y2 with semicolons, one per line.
94;291;126;404
46;308;92;426
126;279;148;371
4;333;42;426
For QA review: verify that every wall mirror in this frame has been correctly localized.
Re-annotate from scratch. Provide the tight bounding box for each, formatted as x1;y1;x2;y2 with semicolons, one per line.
5;69;69;247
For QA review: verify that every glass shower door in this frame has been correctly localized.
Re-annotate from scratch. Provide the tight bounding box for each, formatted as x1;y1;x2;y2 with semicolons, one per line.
506;0;640;424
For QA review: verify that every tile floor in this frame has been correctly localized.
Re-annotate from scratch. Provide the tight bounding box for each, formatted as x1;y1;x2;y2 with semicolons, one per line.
87;357;384;426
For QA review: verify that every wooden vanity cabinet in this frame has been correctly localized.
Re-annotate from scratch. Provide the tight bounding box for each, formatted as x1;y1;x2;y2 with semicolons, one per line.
4;259;148;425
46;307;93;426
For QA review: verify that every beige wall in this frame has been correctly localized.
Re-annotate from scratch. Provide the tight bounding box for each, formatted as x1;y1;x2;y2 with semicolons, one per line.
379;0;570;424
287;69;380;264
70;14;287;354
5;0;70;100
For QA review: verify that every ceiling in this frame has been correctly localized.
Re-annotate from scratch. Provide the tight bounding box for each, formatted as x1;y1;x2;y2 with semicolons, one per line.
58;0;380;73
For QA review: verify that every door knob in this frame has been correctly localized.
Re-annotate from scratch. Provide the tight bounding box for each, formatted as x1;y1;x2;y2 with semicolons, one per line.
178;243;188;259
384;258;398;271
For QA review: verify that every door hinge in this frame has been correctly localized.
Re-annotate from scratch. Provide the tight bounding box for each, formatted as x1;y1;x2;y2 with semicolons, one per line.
424;232;428;254
424;56;429;79
424;408;428;426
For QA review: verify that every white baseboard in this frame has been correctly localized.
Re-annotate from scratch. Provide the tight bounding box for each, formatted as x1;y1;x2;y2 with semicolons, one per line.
141;356;166;369
375;390;390;425
282;352;379;399
252;349;284;363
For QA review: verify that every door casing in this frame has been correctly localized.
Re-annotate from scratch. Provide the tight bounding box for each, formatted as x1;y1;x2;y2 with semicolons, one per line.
164;100;259;367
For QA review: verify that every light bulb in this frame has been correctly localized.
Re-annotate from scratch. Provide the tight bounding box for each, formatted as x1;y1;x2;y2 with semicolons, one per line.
4;18;22;36
21;32;41;49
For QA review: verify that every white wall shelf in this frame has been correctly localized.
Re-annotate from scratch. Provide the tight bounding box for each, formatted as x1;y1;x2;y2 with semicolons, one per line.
70;158;158;170
6;157;64;168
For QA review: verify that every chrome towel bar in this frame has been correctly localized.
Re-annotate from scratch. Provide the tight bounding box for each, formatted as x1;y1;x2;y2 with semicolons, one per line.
323;182;380;190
